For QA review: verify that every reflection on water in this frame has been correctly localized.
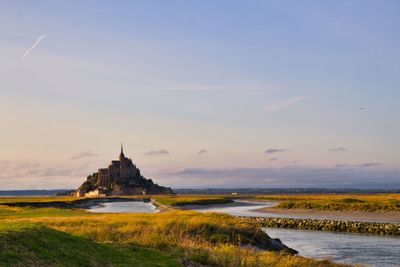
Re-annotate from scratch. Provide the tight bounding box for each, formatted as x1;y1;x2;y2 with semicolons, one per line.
186;200;400;267
184;200;279;217
264;227;400;267
86;201;158;213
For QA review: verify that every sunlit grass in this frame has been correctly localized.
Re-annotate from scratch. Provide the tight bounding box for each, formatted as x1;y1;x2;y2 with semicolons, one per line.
0;196;79;203
257;194;400;212
0;221;180;267
0;196;348;266
153;195;233;206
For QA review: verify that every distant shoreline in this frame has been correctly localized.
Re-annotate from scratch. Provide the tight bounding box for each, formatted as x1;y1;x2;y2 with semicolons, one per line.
3;188;400;197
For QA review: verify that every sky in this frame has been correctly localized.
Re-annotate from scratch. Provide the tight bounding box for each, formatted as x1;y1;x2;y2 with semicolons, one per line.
1;0;399;189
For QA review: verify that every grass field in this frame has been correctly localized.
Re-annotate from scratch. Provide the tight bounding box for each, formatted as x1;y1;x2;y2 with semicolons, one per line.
154;195;233;206
0;196;347;267
257;194;400;212
0;222;180;267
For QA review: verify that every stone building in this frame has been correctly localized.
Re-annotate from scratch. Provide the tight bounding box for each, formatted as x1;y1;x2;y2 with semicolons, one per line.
84;188;106;197
73;144;173;196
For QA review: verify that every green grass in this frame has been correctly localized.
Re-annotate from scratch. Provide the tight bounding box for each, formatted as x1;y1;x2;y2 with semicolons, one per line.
0;222;180;267
0;205;85;219
154;195;233;206
0;196;348;267
257;194;400;212
0;196;79;204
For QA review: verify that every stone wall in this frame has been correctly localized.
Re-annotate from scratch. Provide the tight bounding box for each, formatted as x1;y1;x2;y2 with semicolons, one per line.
235;216;400;236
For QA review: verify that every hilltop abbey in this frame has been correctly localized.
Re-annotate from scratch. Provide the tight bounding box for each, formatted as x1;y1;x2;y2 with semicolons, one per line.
73;145;173;197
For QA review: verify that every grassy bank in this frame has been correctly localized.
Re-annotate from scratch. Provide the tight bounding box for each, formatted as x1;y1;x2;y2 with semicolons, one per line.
0;197;347;267
153;195;233;206
257;194;400;212
0;222;179;267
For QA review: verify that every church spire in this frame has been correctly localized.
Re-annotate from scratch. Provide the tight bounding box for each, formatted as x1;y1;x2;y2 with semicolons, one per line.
119;142;125;160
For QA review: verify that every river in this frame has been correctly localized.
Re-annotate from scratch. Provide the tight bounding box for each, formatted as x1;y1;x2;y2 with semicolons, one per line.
84;200;400;266
187;200;400;267
85;200;158;213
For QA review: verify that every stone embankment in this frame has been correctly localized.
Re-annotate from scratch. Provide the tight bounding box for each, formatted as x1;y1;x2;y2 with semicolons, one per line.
235;216;400;236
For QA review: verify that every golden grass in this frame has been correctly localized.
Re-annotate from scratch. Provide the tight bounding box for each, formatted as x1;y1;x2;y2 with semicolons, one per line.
153;195;233;206
16;211;343;267
0;196;349;267
0;196;79;203
257;194;400;212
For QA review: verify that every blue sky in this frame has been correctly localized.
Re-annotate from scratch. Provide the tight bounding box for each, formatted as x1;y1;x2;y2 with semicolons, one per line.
0;0;399;189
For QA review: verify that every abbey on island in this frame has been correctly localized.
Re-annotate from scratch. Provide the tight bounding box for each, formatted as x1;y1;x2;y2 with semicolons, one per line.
73;144;173;197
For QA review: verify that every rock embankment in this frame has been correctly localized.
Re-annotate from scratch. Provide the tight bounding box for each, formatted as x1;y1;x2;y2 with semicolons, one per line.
235;216;400;236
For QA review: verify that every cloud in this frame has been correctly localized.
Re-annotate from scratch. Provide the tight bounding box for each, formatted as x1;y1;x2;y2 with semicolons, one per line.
269;157;277;161
0;160;89;179
0;160;93;189
0;158;394;190
335;163;382;168
163;165;399;189
22;34;49;59
358;162;382;167
70;151;98;160
197;149;208;154
144;149;169;156
146;84;282;92
329;147;347;152
265;148;286;154
335;164;348;168
262;96;307;113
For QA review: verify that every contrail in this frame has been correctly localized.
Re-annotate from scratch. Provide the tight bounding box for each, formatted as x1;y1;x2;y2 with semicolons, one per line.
262;96;308;113
22;34;49;59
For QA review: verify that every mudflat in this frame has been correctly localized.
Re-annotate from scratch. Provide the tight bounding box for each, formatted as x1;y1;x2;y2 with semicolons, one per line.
253;207;400;223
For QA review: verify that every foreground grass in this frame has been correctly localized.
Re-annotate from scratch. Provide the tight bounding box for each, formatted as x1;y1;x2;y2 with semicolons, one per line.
257;194;400;212
0;222;179;267
0;197;347;267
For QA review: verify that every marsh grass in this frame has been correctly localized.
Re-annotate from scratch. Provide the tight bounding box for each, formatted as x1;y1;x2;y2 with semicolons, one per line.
153;195;233;206
257;194;400;212
0;197;348;266
0;222;180;267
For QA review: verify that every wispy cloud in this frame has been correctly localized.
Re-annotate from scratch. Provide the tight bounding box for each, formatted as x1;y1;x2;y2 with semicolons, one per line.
70;151;98;160
265;148;286;154
269;157;277;161
262;96;307;113
335;162;382;168
329;147;347;152
140;84;282;92
22;34;49;59
163;165;399;189
197;149;208;154
358;162;382;167
144;149;169;156
0;160;92;189
335;164;348;168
